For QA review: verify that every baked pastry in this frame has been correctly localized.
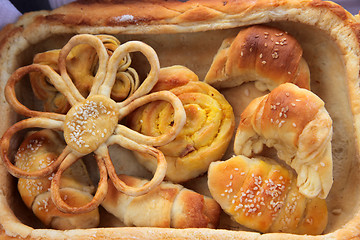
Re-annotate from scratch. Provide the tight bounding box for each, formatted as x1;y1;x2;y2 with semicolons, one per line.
205;25;310;91
15;129;99;229
1;33;187;214
234;83;333;199
30;35;139;113
208;155;328;234
127;65;235;182
102;174;221;228
0;0;360;239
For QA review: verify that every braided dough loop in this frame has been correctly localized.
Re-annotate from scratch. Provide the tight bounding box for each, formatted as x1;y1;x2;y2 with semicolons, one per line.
116;91;186;147
0;118;65;179
5;64;72;120
95;35;141;101
96;35;121;54
50;148;108;214
58;34;109;100
106;135;167;196
100;41;160;107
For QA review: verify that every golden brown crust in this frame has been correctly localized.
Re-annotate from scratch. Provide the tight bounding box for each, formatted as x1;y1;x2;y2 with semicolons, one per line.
0;0;360;239
208;155;328;234
101;174;220;229
205;25;311;90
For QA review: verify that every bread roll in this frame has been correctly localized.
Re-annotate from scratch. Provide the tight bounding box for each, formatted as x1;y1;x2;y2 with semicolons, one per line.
208;155;328;234
234;83;333;199
127;65;235;182
205;25;310;91
0;0;360;239
102;174;221;228
15;129;99;229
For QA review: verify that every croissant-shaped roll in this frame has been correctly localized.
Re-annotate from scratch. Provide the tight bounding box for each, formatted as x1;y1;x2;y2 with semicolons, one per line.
208;155;328;234
127;65;235;182
234;83;333;199
205;25;310;91
30;35;139;113
101;174;220;228
15;129;99;229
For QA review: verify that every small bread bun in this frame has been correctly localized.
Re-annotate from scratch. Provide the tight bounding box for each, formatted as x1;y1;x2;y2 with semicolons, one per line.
205;25;310;91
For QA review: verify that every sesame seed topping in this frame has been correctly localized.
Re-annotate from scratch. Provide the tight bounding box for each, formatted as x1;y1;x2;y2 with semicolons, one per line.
272;52;279;59
278;120;285;128
64;96;119;154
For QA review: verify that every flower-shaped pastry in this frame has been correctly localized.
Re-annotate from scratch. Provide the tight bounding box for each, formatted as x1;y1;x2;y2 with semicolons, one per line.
0;34;186;214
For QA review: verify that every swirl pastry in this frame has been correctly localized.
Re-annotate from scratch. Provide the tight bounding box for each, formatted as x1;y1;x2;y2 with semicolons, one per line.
15;129;99;230
208;155;328;234
30;35;139;113
205;25;310;91
127;65;235;182
102;174;221;228
234;83;333;199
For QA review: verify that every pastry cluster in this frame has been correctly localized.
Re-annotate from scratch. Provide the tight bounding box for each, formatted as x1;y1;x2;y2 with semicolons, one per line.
0;25;332;235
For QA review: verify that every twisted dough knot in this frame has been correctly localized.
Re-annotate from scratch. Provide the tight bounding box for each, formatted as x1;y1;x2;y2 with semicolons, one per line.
234;83;333;199
1;34;186;214
128;65;235;182
30;35;139;113
205;25;310;91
